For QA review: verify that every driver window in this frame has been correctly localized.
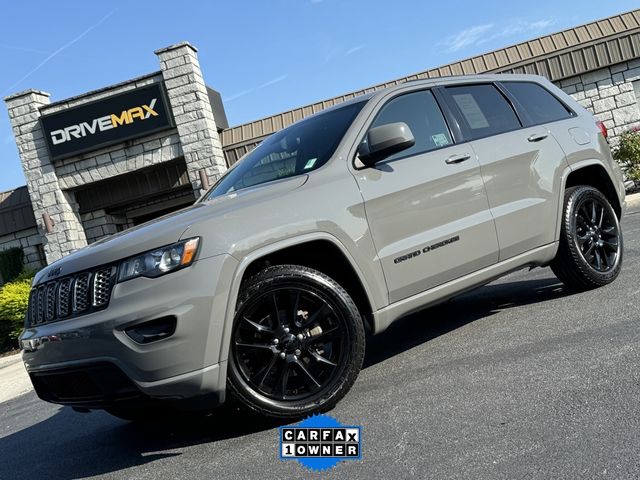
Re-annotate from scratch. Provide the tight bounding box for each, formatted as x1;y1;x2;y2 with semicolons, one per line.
371;90;453;162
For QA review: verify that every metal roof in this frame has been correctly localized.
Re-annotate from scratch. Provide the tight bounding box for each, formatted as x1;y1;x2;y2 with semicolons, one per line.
221;8;640;163
0;186;37;236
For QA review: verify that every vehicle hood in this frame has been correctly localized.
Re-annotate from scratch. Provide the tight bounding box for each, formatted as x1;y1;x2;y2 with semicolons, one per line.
34;176;308;285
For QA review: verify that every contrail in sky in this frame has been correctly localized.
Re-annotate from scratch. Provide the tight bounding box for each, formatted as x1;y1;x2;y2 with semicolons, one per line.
3;10;115;96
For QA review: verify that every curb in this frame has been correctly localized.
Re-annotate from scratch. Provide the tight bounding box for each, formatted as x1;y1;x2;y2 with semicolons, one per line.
0;352;22;369
626;192;640;214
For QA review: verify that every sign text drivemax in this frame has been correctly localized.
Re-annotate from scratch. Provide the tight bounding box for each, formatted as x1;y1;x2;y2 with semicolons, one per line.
49;98;159;145
39;83;173;161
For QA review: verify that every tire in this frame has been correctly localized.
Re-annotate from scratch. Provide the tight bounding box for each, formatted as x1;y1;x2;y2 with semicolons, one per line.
551;185;623;291
227;265;365;419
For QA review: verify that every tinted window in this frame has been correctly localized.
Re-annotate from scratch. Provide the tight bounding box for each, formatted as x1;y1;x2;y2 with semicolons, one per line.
445;84;521;141
502;81;573;125
206;100;366;198
369;90;452;161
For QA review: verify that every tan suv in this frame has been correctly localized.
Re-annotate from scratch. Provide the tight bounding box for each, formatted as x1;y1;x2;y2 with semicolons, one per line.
21;74;625;420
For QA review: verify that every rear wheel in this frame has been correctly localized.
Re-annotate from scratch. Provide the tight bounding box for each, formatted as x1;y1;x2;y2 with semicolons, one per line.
227;265;365;419
551;186;623;291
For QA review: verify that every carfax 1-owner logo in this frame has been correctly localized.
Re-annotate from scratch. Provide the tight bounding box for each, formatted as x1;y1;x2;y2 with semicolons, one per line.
279;414;362;471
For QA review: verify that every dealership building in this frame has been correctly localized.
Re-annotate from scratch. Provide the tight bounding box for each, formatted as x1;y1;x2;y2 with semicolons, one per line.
4;8;640;270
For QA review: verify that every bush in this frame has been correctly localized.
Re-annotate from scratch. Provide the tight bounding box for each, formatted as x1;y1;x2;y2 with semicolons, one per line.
613;129;640;185
0;247;24;284
0;272;32;350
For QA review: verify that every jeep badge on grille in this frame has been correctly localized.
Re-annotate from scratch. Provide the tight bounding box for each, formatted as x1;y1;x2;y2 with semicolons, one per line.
47;267;62;278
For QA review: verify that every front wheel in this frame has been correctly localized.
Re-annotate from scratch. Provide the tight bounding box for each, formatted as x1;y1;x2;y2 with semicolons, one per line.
227;265;365;419
551;186;623;291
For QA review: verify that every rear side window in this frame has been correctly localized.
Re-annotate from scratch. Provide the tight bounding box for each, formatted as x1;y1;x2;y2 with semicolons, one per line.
369;90;453;162
445;84;521;141
501;81;573;125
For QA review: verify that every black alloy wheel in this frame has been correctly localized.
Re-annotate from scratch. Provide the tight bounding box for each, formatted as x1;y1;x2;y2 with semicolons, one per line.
233;287;346;400
551;185;623;290
573;195;620;272
227;265;365;418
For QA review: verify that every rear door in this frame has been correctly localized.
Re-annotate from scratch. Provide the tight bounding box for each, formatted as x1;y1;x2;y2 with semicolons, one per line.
440;82;570;261
352;88;499;303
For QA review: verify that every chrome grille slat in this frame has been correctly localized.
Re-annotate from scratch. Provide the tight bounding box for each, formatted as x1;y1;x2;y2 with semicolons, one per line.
36;287;45;325
57;278;72;317
26;266;115;327
73;273;91;313
45;283;56;321
28;290;38;326
93;268;113;307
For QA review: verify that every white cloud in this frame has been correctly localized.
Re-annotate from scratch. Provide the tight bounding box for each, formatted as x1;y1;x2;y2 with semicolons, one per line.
345;44;366;56
439;18;556;53
225;74;289;102
439;24;494;52
487;19;556;42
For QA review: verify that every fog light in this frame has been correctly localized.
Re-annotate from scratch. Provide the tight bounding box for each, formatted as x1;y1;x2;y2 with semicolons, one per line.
125;316;177;344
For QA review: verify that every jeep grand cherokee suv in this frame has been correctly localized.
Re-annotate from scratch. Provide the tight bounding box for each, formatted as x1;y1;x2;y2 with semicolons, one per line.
21;74;625;420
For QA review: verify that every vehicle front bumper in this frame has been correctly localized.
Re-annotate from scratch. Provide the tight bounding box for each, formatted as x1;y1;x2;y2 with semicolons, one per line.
20;253;238;409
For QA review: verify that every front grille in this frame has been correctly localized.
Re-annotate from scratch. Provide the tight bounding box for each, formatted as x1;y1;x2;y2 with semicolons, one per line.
26;266;116;327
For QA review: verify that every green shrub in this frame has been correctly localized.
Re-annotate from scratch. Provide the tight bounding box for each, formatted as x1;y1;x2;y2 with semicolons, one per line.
613;129;640;184
0;247;24;284
0;273;32;349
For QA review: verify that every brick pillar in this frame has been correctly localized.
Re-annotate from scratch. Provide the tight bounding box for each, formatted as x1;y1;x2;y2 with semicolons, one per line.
4;90;88;264
155;42;227;196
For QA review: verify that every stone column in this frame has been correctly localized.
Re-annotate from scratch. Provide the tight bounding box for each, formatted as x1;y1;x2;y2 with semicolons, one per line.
155;42;227;196
4;90;88;264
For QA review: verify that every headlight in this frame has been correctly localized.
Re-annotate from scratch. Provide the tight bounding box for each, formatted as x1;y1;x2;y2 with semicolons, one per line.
117;237;200;282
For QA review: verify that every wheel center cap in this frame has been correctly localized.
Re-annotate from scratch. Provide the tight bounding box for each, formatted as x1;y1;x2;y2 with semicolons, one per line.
280;333;299;353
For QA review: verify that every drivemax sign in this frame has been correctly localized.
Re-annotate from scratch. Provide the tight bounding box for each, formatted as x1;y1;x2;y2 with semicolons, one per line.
40;83;173;161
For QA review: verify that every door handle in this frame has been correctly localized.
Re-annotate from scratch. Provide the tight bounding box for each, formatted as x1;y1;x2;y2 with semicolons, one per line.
527;132;548;142
445;153;471;164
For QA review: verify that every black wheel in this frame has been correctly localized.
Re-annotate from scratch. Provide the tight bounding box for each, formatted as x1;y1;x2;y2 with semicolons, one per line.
227;265;365;419
551;185;623;291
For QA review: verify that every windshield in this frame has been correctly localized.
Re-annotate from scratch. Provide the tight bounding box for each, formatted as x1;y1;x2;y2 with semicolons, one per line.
205;100;366;199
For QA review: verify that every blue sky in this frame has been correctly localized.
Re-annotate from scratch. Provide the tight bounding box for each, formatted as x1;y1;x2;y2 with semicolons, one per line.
1;0;638;191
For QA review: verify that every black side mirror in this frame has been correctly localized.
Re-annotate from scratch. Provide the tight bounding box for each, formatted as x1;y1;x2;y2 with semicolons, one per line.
358;122;415;167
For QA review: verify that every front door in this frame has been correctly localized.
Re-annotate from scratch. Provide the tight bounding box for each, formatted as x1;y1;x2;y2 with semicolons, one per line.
352;89;499;303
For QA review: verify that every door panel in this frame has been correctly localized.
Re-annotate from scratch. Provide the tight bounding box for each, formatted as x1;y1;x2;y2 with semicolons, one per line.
440;82;570;261
354;89;499;303
469;127;568;260
355;145;498;303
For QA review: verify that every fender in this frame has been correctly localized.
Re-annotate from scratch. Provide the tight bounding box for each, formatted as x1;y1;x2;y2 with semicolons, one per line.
556;158;623;241
217;231;382;365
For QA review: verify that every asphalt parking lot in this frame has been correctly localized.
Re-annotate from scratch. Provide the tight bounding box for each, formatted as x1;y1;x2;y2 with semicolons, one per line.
1;210;639;479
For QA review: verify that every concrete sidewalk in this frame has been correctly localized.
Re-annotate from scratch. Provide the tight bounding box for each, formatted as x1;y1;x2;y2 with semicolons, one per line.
627;191;640;214
0;352;32;404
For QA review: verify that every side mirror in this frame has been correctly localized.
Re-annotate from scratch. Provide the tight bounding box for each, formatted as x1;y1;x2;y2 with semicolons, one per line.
358;122;415;167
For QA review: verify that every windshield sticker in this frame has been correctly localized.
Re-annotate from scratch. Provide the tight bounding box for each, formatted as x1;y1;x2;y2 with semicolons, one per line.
303;158;317;170
432;133;450;147
453;94;489;129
